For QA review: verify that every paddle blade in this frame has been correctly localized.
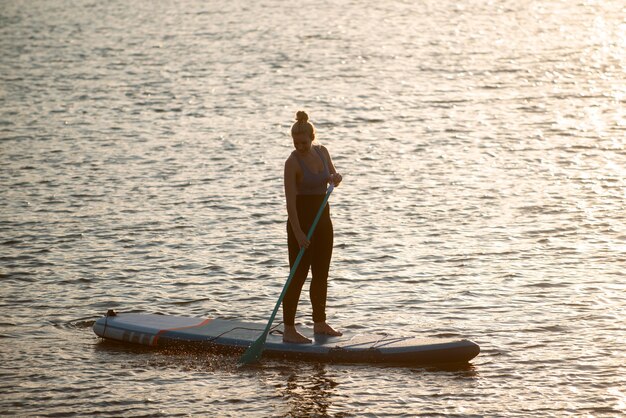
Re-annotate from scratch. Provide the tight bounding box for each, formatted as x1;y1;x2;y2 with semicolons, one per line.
238;333;268;365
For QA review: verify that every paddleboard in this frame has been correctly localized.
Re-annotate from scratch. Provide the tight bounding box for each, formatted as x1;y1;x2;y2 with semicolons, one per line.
93;311;480;365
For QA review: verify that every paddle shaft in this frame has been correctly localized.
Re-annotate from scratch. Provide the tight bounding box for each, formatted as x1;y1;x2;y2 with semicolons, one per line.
239;183;334;363
260;183;334;336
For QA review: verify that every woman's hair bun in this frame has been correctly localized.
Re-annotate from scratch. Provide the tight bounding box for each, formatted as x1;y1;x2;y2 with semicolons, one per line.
295;111;309;123
291;110;315;140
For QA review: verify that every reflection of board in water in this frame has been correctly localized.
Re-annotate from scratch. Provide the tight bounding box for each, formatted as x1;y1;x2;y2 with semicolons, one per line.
93;311;480;365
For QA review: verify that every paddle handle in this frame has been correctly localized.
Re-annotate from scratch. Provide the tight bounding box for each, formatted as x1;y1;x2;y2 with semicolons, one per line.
260;183;335;336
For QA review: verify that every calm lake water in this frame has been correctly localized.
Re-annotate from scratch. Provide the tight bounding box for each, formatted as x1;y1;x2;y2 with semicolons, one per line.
1;0;625;416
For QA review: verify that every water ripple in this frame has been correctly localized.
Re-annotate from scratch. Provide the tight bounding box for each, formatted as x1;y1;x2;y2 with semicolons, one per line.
1;0;625;416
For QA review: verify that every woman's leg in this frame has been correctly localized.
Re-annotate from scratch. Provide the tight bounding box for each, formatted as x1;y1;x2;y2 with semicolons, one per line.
310;216;336;329
283;223;311;326
283;223;313;343
311;224;341;337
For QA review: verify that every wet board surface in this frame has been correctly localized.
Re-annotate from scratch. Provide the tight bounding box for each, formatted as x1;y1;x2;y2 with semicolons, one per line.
93;312;480;365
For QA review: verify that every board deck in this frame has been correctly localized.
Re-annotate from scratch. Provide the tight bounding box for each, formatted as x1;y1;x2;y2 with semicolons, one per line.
93;312;480;365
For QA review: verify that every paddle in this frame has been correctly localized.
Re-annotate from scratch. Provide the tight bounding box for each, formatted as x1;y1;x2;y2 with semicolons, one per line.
239;183;335;365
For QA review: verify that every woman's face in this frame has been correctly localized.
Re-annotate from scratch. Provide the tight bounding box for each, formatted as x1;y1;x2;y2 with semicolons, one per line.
292;133;312;154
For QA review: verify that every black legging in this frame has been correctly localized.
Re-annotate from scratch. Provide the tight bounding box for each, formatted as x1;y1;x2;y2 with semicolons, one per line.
283;194;333;326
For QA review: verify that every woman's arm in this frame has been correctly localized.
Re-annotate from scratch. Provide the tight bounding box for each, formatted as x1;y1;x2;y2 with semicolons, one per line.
284;157;310;249
321;145;342;186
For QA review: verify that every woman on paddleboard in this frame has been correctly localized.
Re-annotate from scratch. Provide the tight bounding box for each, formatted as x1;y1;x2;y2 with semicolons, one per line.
283;111;343;344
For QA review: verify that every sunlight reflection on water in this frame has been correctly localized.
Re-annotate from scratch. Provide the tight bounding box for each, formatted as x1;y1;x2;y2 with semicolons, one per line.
1;0;625;416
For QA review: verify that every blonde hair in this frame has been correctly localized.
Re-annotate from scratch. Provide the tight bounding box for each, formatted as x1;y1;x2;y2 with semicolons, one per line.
290;110;316;141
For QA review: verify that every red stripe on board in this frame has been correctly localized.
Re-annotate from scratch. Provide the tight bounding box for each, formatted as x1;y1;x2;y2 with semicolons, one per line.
152;318;213;346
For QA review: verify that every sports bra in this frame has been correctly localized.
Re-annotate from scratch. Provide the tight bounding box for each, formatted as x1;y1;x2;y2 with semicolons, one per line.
293;146;330;195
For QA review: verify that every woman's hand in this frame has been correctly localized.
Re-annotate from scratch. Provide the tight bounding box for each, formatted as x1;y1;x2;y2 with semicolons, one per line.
295;228;310;249
329;173;342;186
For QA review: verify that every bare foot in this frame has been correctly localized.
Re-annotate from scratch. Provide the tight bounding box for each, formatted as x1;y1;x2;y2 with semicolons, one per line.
283;325;312;344
314;322;343;336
